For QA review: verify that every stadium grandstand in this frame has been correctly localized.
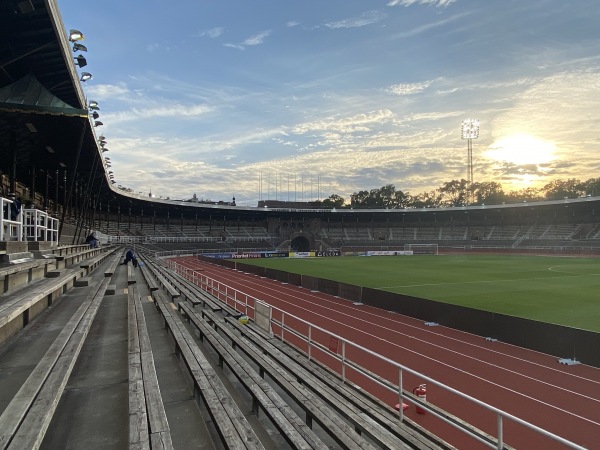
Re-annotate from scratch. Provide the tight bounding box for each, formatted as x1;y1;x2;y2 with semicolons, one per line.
0;1;598;449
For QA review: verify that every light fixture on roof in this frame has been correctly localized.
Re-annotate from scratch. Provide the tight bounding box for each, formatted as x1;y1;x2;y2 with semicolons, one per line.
80;72;92;82
72;42;87;53
94;120;103;127
25;122;37;132
74;54;87;68
69;29;85;42
46;146;54;154
101;148;109;153
58;162;67;168
91;111;99;120
98;134;105;141
89;101;99;110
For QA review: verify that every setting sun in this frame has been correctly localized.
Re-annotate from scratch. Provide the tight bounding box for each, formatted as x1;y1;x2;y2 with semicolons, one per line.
486;134;556;165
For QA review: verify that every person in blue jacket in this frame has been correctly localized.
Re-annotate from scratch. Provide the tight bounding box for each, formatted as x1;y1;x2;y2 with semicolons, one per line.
121;249;138;267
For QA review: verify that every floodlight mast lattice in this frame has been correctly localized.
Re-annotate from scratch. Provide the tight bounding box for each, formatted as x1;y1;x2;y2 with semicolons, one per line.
461;118;480;203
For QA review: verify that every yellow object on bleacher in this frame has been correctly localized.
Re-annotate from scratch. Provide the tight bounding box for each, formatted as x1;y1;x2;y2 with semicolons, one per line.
238;315;250;325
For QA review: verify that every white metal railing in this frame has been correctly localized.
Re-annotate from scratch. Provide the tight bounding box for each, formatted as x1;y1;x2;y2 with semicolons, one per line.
166;259;586;450
22;209;59;244
1;197;23;241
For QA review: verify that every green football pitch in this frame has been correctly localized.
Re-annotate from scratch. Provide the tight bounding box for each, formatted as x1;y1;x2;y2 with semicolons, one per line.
237;254;600;332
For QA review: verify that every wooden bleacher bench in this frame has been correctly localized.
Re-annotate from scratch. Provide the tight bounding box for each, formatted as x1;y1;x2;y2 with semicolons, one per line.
54;247;103;268
79;247;119;274
178;301;326;449
201;307;415;450
144;263;179;301
0;266;85;345
128;285;173;449
127;264;136;285
220;310;444;450
138;263;158;292
0;258;57;295
103;252;123;278
152;291;263;449
0;278;110;448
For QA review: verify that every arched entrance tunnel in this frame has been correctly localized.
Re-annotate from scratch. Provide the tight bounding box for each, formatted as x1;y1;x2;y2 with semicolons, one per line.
291;235;310;252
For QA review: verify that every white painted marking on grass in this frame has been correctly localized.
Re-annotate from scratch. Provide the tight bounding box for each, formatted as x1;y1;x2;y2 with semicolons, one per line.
378;271;600;290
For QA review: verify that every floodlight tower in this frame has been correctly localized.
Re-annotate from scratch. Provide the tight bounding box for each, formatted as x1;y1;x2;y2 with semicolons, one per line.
461;118;480;203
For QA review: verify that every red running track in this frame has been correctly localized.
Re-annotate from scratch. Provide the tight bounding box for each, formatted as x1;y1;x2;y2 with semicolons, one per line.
174;256;600;449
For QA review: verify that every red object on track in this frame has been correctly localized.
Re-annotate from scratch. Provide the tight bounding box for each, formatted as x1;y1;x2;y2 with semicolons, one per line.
413;384;427;414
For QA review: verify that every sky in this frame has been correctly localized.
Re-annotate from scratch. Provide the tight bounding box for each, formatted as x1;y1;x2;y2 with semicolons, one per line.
57;0;600;206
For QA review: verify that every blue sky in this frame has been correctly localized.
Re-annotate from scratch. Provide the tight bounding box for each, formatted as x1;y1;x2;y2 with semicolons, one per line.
58;0;600;206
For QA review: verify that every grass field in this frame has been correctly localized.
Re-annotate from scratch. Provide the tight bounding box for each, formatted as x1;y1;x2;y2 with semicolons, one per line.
238;254;600;332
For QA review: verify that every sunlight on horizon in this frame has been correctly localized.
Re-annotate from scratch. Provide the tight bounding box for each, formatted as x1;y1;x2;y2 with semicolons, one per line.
486;134;556;166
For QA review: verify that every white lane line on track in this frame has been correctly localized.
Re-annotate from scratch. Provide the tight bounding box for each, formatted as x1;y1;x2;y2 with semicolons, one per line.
195;262;600;388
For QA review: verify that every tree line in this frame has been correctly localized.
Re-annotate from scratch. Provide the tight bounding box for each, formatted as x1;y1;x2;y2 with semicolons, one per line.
319;178;600;209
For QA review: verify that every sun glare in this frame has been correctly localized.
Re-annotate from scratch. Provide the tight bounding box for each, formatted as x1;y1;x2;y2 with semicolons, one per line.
486;134;555;165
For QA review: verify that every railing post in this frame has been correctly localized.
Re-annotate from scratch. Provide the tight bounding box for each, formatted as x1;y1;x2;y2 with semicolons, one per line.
341;341;346;382
281;313;285;340
497;414;503;450
308;326;312;361
399;369;404;423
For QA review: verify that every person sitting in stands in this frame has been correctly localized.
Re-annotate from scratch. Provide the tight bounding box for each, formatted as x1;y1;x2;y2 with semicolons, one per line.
85;231;98;248
121;249;138;268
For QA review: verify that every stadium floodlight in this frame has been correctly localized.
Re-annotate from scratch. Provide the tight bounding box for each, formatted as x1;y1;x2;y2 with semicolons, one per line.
461;118;480;204
91;111;99;120
461;118;480;140
69;29;85;42
72;42;87;53
89;101;99;110
80;72;92;82
94;120;103;127
101;148;109;152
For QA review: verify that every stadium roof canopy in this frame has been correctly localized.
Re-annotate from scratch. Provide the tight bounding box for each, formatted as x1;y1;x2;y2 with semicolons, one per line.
1;0;599;226
0;0;107;208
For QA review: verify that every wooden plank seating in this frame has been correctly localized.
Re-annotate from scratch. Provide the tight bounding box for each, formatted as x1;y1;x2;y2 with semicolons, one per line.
201;310;422;449
79;247;119;275
104;251;123;278
54;247;104;270
147;266;179;301
0;259;57;296
128;285;173;450
223;311;451;450
0;266;85;346
127;264;136;285
194;308;386;450
138;263;158;292
237;319;449;450
178;302;327;450
0;278;110;448
168;272;223;313
152;291;264;450
142;257;224;313
52;244;89;257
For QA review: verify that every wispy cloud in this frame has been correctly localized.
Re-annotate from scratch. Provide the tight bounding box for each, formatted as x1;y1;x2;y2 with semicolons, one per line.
286;21;300;28
388;0;456;7
104;104;212;124
193;27;224;38
224;30;271;50
387;80;434;95
324;11;387;29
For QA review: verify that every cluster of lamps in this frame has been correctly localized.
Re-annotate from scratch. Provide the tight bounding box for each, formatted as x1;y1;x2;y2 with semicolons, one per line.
69;29;92;82
70;28;116;185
